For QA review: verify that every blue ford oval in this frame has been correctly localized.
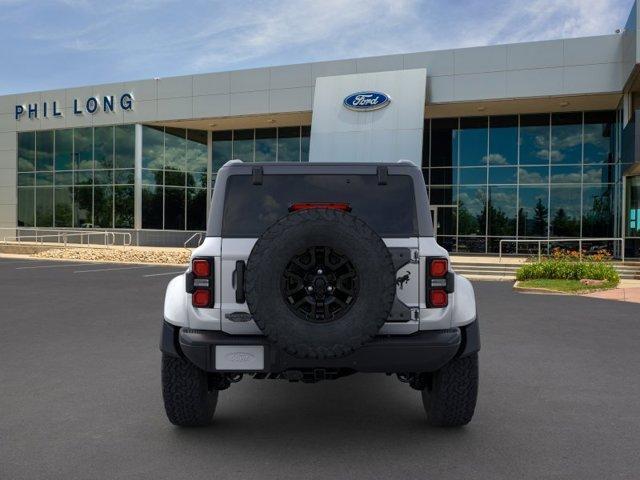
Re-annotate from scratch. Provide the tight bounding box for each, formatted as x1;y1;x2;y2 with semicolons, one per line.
343;91;391;111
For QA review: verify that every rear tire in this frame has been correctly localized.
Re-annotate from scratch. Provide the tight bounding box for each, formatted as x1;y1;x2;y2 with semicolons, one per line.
422;353;478;427
161;353;218;427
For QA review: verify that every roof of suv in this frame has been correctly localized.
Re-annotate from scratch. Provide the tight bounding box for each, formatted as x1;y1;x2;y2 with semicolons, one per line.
206;160;433;237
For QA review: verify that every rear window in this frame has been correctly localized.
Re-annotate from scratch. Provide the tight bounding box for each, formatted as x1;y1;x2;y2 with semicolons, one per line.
222;174;417;237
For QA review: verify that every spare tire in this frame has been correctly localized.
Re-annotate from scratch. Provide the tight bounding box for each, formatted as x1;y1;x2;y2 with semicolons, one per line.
245;208;396;359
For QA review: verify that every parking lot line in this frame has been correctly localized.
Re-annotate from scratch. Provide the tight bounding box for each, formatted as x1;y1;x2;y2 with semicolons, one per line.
74;265;159;273
16;263;98;270
143;271;185;277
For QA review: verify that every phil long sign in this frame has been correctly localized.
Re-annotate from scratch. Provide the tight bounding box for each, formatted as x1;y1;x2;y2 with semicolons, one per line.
15;93;134;120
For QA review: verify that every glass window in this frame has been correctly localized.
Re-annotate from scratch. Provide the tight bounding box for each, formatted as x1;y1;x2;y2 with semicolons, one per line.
142;169;163;186
222;174;417;237
487;186;517;236
74;186;93;227
428;186;454;206
93;186;113;228
74;127;93;170
164;187;185;230
551;112;582;165
35;187;53;227
35;172;53;186
186;171;207;189
115;125;135;169
459;167;486;185
550;165;581;184
186;130;208;172
114;186;134;228
94;169;113;185
114;169;134;185
187;188;207;230
459;117;487;166
301;126;310;162
142;186;163;229
489;166;517;184
165;170;185;187
519;114;549;166
518;186;548;236
584;111;615;164
430;168;454;185
54;187;73;228
457;186;486;236
75;170;93;186
582;184;614;237
142;126;164;169
18;173;34;186
549;186;581;237
94;126;114;170
36;130;54;171
212;131;232;172
165;127;186;173
584;164;615;184
430;118;458;167
255;128;277;163
488;115;517;166
233;129;254;162
54;129;73;171
518;166;548;184
278;127;300;162
17;188;34;227
18;132;35;172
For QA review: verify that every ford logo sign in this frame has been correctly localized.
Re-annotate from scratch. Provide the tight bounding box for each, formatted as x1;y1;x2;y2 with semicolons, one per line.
343;91;391;111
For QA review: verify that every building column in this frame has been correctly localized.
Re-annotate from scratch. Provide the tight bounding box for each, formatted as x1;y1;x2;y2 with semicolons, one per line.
134;124;143;232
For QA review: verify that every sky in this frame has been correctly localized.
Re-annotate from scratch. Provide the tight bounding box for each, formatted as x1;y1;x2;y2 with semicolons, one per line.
0;0;636;95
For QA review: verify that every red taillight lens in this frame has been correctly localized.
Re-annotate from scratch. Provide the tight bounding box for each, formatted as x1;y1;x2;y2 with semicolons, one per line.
192;289;211;308
192;259;210;277
429;289;448;308
289;202;351;212
430;258;448;277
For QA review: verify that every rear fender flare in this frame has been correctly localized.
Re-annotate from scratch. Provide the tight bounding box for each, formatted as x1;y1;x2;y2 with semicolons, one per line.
451;273;476;327
164;274;189;327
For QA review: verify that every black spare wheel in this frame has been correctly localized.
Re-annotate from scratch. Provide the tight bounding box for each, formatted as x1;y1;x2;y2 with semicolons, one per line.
245;208;396;359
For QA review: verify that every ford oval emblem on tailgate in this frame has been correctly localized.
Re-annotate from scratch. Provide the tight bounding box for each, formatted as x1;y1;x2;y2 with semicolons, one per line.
343;91;391;111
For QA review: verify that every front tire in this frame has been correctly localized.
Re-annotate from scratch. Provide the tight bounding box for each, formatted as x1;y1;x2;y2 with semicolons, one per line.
161;353;218;427
422;353;478;427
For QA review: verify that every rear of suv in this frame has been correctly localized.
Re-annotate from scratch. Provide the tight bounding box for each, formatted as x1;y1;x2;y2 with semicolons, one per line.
161;160;479;427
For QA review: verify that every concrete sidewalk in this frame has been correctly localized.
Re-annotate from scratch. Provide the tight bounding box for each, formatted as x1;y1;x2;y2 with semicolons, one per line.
583;280;640;304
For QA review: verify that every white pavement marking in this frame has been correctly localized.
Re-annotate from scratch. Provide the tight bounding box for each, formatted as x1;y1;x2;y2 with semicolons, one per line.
74;265;158;273
143;271;185;277
16;263;98;270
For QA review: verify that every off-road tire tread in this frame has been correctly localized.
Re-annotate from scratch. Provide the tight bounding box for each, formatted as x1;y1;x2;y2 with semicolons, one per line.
161;353;218;427
245;208;396;359
422;353;478;427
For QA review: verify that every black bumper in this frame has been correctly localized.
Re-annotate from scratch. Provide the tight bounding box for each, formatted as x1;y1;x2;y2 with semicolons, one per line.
161;320;479;374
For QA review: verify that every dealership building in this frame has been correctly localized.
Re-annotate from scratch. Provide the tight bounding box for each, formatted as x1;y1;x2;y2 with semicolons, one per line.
2;5;640;256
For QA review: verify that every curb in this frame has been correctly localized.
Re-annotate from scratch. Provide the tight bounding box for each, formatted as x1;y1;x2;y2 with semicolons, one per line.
512;281;570;295
0;252;188;268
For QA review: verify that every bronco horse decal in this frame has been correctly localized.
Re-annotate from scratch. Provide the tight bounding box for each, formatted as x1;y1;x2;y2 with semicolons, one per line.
395;270;411;290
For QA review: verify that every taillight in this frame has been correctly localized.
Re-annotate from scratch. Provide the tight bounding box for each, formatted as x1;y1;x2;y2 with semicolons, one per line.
289;202;351;212
186;257;214;308
426;257;454;308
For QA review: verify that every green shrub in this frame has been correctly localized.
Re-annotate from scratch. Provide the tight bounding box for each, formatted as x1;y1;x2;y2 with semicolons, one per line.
516;260;619;284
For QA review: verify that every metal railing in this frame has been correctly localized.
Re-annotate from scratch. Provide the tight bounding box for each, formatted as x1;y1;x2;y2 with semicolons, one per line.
183;232;205;248
498;237;625;262
1;229;132;248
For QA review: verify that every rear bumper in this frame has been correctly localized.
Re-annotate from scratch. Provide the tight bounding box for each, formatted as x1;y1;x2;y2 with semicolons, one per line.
161;320;479;374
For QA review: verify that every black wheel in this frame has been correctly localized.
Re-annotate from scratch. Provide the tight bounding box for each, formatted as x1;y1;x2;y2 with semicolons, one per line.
422;353;479;427
161;353;218;427
245;208;396;359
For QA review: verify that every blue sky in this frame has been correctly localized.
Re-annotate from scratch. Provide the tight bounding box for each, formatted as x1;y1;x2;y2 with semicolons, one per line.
0;0;635;95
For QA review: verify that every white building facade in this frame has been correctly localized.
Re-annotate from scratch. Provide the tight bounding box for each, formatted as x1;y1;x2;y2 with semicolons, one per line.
1;2;640;255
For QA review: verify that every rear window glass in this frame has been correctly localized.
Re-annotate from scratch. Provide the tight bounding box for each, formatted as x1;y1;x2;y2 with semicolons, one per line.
222;174;417;237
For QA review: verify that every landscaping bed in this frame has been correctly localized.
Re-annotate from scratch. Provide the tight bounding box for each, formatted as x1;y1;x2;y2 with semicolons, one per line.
31;246;190;265
514;248;620;295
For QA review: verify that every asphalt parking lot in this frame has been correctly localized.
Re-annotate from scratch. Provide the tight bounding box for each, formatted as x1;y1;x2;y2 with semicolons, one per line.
1;257;639;480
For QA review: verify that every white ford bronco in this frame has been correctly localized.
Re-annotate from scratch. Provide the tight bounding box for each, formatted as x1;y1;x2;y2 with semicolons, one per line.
161;160;479;427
